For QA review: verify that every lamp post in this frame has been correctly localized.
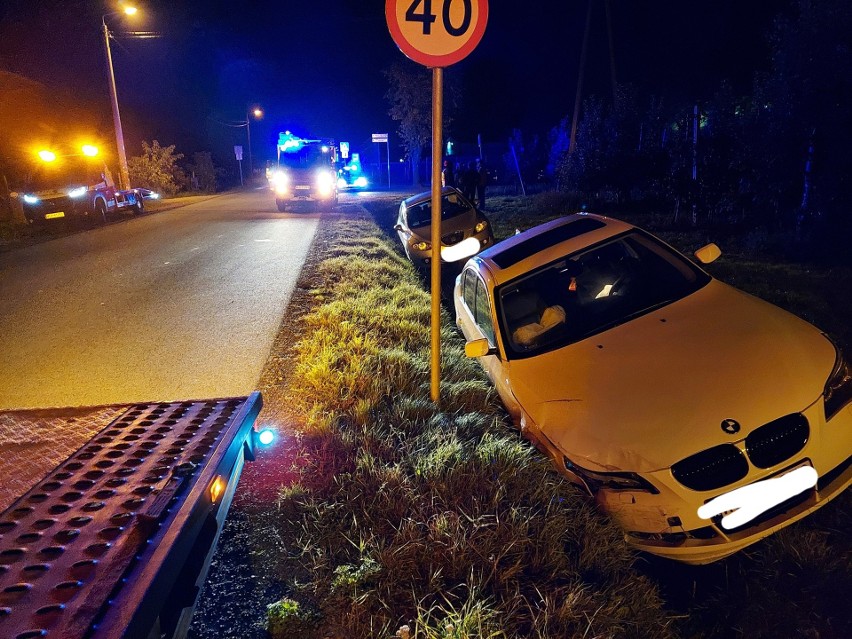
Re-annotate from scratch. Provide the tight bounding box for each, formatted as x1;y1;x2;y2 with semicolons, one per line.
102;6;137;191
246;106;263;178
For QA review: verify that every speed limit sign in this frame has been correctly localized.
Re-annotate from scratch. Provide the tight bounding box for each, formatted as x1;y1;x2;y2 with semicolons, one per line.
386;0;489;68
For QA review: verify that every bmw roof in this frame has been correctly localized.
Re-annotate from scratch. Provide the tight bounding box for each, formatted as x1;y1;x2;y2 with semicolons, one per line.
472;213;635;286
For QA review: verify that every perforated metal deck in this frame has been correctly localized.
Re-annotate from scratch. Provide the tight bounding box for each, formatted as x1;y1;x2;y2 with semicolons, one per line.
0;392;262;639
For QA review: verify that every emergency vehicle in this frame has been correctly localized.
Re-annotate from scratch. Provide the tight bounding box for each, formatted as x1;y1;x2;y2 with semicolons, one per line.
19;156;144;225
269;131;339;212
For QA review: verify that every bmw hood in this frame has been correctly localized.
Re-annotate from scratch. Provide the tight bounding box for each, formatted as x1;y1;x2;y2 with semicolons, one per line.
509;280;836;473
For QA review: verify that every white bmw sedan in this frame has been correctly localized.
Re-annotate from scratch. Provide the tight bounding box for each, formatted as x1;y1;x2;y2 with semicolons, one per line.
454;213;851;564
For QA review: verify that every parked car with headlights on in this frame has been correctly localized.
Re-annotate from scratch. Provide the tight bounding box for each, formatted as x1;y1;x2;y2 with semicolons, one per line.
454;213;852;564
395;186;494;267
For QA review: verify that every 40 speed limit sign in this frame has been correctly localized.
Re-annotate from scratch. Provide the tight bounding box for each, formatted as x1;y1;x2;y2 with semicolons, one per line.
386;0;489;67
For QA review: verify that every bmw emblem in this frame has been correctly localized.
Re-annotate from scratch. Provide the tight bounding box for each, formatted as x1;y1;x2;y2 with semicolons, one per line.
721;419;741;435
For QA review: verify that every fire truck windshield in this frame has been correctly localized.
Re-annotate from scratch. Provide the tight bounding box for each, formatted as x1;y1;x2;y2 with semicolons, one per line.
278;144;334;170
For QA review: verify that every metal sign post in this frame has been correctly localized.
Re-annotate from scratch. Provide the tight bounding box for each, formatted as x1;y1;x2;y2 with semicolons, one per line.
372;133;390;188
234;145;244;186
386;0;489;404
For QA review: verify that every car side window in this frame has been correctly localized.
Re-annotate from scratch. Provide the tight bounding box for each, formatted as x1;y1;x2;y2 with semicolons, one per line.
463;269;477;314
474;278;496;345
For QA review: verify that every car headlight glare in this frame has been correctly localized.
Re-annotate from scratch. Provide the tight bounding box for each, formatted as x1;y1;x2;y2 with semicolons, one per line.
68;186;87;199
475;220;488;232
413;241;430;251
354;176;368;188
22;194;40;204
271;171;289;186
564;457;659;494
824;348;852;421
316;170;334;189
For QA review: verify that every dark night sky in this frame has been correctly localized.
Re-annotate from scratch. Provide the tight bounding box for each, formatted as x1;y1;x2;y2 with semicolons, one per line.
0;0;790;170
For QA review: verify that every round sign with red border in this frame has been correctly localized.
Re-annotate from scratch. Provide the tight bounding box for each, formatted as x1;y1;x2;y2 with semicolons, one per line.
386;0;489;68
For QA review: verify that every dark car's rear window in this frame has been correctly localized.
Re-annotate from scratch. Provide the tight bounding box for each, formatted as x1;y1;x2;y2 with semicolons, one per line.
406;192;473;229
490;218;606;268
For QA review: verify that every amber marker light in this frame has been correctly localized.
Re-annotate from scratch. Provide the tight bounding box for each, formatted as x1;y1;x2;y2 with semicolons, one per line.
209;476;225;503
38;149;57;162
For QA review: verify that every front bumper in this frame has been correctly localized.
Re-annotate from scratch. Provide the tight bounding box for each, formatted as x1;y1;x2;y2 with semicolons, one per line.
22;196;83;222
407;228;494;265
273;185;337;203
559;398;852;564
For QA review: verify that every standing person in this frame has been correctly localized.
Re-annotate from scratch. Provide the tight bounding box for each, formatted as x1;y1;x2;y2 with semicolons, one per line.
461;160;477;202
475;158;488;210
441;159;455;188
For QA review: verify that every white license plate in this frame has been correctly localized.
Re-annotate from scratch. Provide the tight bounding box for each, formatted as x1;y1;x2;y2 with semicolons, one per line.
45;211;65;219
697;464;818;530
294;185;310;190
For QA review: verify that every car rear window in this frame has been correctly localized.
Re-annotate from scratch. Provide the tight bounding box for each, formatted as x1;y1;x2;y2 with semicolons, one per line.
407;192;472;229
490;218;606;268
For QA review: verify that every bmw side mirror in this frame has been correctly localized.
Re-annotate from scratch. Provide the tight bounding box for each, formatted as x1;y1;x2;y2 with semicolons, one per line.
465;338;496;358
694;243;722;264
394;223;403;231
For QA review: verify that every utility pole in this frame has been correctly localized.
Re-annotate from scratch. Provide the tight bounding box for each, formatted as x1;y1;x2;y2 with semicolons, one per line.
569;0;594;155
103;19;130;190
604;0;618;105
691;104;699;226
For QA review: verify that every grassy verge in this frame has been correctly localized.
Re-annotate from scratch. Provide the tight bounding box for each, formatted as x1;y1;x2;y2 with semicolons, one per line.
266;211;676;638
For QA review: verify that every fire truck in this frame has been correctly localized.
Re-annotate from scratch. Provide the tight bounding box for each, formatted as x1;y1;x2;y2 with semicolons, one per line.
268;131;339;212
18;157;145;225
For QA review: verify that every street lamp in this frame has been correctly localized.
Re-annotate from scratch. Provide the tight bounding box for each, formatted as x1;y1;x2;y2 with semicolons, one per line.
246;106;263;178
102;5;138;191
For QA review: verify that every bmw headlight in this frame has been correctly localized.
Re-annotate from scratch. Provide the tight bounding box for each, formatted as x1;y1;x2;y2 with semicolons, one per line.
475;220;488;233
22;194;40;205
564;457;659;494
824;348;852;421
412;240;430;251
68;186;87;199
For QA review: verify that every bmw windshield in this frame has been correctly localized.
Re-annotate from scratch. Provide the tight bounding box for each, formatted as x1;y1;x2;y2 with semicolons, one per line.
496;231;711;358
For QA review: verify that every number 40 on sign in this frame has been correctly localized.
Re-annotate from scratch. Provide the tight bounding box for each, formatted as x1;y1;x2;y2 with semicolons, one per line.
386;0;489;68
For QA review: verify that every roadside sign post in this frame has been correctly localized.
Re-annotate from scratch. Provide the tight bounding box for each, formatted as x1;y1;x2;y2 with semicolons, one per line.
234;145;244;186
386;0;489;404
372;133;391;188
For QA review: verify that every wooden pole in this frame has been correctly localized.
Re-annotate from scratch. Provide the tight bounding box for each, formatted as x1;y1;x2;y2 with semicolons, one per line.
569;0;594;155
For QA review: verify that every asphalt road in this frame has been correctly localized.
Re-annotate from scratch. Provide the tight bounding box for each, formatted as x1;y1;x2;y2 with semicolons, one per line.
0;188;323;409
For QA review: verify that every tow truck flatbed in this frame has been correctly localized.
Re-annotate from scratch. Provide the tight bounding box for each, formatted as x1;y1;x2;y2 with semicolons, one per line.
0;392;262;639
